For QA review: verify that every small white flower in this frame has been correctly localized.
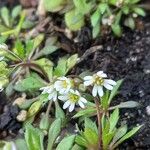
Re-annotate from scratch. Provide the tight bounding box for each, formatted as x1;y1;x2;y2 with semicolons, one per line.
54;77;72;94
40;84;57;101
0;84;3;92
58;89;87;112
0;44;8;50
0;56;4;61
84;71;116;97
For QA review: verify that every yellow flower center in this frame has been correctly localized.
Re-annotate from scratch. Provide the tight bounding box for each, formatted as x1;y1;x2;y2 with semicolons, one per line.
62;81;68;88
94;75;104;85
69;93;79;103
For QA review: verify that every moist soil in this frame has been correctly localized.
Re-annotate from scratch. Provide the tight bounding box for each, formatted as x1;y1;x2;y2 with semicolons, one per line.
0;3;150;150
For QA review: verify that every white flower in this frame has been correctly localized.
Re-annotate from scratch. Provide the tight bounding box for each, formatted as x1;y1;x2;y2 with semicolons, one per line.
40;84;57;101
0;56;4;61
0;84;3;92
0;44;8;50
54;77;72;94
84;71;116;97
58;89;87;112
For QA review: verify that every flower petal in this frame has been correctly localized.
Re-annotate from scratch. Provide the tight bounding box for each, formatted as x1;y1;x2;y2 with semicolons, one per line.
84;80;93;86
69;103;75;112
104;79;116;85
92;85;98;97
97;71;107;78
104;83;113;90
84;76;93;80
78;101;85;108
63;101;70;109
80;97;87;103
98;86;103;97
58;95;68;101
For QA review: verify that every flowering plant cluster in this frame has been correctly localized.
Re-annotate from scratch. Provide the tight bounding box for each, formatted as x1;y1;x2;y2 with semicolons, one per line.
40;71;116;112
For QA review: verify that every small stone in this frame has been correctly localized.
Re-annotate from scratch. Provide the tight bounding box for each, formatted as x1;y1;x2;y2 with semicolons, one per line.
13;94;26;106
16;110;27;122
106;46;111;51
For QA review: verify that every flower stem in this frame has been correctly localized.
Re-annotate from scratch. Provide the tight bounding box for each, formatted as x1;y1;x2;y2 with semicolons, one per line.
94;97;103;150
46;101;52;117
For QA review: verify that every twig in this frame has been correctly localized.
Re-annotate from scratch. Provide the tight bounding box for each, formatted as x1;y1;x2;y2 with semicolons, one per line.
77;45;103;64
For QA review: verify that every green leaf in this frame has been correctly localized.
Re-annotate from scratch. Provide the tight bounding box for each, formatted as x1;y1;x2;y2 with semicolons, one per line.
15;139;28;150
25;124;44;150
103;132;115;149
112;125;142;149
11;5;22;19
111;125;127;146
124;17;135;30
44;0;66;12
133;7;146;17
84;118;98;134
92;23;100;38
83;128;98;146
54;57;67;76
33;34;44;50
0;7;10;27
47;118;61;150
65;9;85;31
55;101;65;120
98;3;108;14
0;141;16;150
27;100;43;118
75;135;88;147
130;0;140;4
40;45;58;56
73;0;91;15
111;24;122;37
14;40;25;58
66;54;78;73
91;9;101;27
25;40;34;57
56;135;76;150
110;101;140;110
22;19;35;29
108;79;123;104
73;107;96;118
72;144;84;150
109;108;119;132
14;73;45;92
122;6;130;15
34;58;54;81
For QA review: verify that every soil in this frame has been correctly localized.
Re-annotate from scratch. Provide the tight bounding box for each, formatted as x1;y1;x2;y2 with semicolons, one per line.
0;1;150;149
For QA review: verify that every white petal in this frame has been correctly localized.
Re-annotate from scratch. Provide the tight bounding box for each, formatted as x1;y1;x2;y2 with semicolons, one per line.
74;90;80;96
104;83;113;90
84;76;93;80
69;103;75;112
84;80;93;86
63;101;71;109
92;85;98;97
98;86;104;97
79;97;87;103
53;92;57;101
58;95;68;101
104;79;116;85
48;94;53;100
78;101;85;108
97;71;107;78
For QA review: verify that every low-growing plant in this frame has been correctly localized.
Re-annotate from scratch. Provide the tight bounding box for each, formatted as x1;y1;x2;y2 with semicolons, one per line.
0;70;142;150
44;0;145;37
0;5;35;43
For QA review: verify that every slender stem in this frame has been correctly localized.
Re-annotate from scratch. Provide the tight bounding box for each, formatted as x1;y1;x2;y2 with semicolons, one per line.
46;101;52;117
94;97;103;150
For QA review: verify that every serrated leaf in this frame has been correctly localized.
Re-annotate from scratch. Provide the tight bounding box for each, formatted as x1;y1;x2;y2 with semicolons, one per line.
47;118;61;150
56;135;76;150
14;40;25;58
98;3;108;14
15;139;28;150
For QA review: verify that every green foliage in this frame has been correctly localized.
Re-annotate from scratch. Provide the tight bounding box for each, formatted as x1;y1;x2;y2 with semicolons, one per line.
44;0;145;37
